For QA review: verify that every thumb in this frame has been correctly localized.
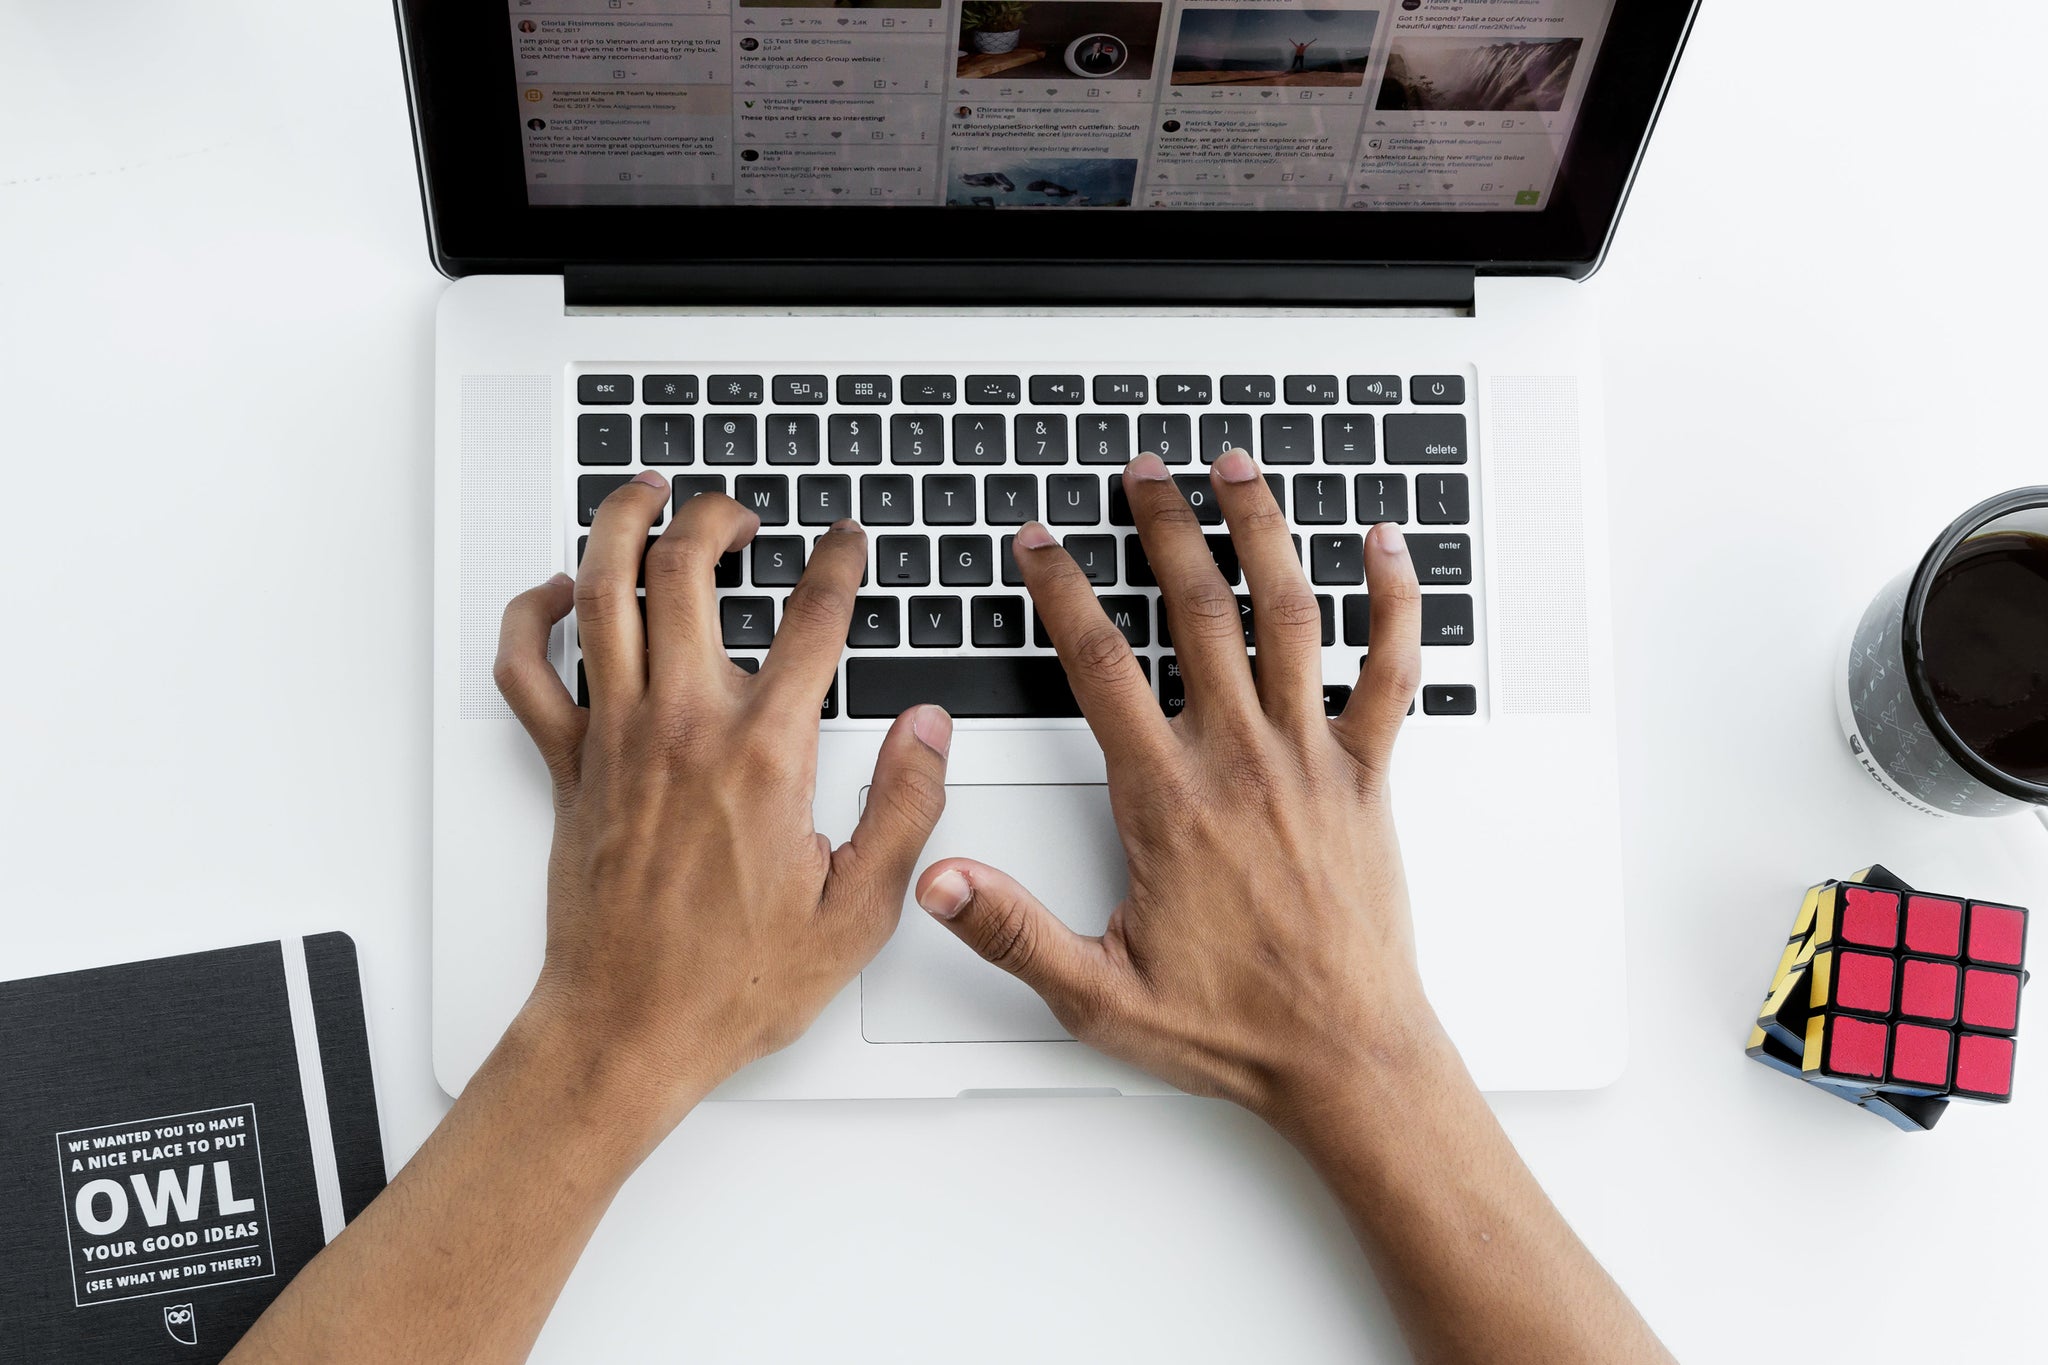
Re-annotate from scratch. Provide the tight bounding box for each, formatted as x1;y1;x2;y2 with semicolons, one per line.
914;859;1105;1011
828;705;952;934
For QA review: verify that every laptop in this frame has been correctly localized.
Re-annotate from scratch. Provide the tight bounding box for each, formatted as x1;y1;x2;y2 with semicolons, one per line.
404;0;1696;1098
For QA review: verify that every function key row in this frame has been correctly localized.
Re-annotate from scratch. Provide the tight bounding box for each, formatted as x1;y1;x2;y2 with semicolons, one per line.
578;373;1466;408
581;411;1465;468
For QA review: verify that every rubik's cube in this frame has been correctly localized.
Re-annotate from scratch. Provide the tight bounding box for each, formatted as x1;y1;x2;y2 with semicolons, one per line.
1746;865;2029;1130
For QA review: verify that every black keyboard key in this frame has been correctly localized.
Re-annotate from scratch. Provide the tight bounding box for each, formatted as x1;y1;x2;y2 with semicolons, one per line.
716;550;742;588
1261;414;1315;464
972;595;1026;648
847;656;1081;718
1107;478;1133;527
578;374;632;405
1343;594;1372;647
1159;655;1186;716
704;414;759;465
1094;374;1147;404
1293;473;1347;525
837;374;892;405
1412;375;1465;405
1347;374;1401;405
909;596;964;648
1199;413;1253;462
849;597;900;648
921;473;976;525
767;413;821;465
1265;473;1287;515
751;536;806;586
1318;684;1350;716
1157;375;1211;405
1423;684;1478;715
953;413;1006;465
986;473;1039;525
1015;413;1069;465
1030;375;1085;404
1415;473;1470;525
891;413;945;464
1317;594;1335;646
1422;593;1474;644
730;655;761;675
939;534;994;587
829;413;883;465
1311;533;1365;585
1048;473;1100;525
1205;534;1241;585
860;473;914;525
1407;532;1471;585
734;474;789;525
644;374;697;405
1385;413;1467;464
1234;594;1256;645
641;414;695;466
1172;474;1222;525
877;536;931;586
1000;534;1025;585
965;374;1021;405
1124;534;1154;586
1322;414;1375;464
1139;412;1193;465
797;473;851;526
901;374;956;404
1221;375;1276;405
1284;375;1339;405
1355;473;1409;524
708;374;764;405
772;375;828;405
671;474;725;514
577;533;656;585
820;673;839;719
577;474;663;526
577;413;631;465
1076;413;1131;465
722;596;775;648
1063;535;1117;585
1100;594;1149;647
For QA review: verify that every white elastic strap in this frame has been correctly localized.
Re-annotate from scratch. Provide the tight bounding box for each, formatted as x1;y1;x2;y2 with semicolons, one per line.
280;937;346;1243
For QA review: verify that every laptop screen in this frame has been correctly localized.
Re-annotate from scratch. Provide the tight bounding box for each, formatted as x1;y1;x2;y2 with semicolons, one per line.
509;0;1617;214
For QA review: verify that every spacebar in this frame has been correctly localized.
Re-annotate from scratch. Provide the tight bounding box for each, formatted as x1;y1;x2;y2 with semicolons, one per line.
846;657;1082;719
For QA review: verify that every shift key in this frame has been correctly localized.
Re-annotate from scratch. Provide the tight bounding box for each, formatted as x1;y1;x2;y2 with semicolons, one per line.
1405;532;1470;584
1384;413;1467;464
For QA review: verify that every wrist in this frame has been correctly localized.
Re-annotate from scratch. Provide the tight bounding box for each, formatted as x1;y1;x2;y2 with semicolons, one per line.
1253;1001;1467;1157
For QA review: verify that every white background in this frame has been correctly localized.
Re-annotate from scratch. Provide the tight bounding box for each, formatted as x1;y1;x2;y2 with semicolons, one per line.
4;3;2046;1361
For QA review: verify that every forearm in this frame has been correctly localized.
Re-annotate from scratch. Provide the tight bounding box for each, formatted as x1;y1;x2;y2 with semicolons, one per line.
1266;1023;1673;1365
226;1009;686;1365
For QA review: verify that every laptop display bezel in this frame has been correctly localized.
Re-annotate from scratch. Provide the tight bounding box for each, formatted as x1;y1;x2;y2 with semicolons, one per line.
397;0;1696;282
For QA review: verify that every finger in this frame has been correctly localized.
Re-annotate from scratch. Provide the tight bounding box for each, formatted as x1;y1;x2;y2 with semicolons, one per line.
576;469;669;711
758;520;865;713
493;573;586;781
915;857;1110;1018
1332;522;1422;783
826;705;953;949
1210;449;1322;728
1122;453;1256;715
1012;521;1175;764
644;492;760;689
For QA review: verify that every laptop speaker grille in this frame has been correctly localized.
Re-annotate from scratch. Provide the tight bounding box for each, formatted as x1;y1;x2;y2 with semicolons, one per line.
460;375;554;721
1485;376;1592;716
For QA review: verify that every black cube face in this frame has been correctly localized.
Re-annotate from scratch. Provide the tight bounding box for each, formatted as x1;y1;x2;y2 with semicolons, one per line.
1860;1090;1947;1132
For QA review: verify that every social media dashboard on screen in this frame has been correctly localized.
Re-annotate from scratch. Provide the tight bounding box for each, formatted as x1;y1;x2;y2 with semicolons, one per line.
507;0;1614;210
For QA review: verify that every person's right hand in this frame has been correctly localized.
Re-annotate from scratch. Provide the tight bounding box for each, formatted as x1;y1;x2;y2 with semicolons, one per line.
914;448;1436;1126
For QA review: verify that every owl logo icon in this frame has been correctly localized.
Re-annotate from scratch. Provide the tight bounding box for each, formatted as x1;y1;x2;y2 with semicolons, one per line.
163;1303;198;1346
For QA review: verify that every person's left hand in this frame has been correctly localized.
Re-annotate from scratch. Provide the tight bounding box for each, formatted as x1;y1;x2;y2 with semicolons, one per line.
492;472;952;1137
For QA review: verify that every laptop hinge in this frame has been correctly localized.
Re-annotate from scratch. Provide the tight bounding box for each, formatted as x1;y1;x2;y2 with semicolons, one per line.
563;262;1475;311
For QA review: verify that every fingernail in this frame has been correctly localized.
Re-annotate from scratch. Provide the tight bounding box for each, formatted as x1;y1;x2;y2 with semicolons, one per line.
830;518;863;535
547;572;572;588
1376;521;1409;554
911;704;953;757
1213;448;1257;483
1125;452;1170;481
632;469;666;488
1014;522;1055;551
919;869;973;921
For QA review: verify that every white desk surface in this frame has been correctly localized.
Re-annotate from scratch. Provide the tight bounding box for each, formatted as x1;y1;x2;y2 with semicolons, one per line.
6;4;2046;1360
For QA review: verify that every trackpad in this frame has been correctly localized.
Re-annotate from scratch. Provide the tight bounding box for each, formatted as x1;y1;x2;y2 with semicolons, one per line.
861;784;1126;1043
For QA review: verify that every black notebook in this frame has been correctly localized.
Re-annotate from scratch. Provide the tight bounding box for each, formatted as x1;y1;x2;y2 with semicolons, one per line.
0;934;386;1363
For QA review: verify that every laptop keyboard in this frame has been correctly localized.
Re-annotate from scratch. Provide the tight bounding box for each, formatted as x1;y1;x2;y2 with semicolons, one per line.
569;368;1479;723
